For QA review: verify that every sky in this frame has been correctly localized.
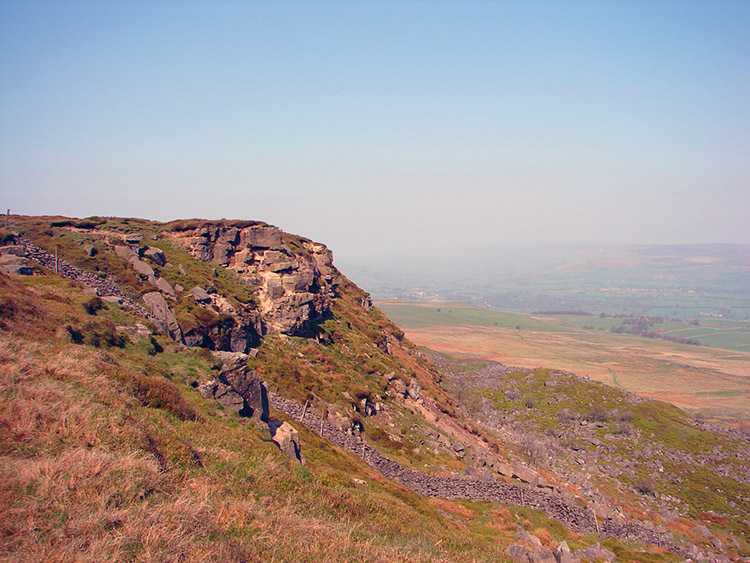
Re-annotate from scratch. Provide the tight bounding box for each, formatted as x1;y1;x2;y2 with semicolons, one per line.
1;0;749;265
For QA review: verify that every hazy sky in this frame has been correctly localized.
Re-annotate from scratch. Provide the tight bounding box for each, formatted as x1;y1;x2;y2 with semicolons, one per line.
1;1;749;263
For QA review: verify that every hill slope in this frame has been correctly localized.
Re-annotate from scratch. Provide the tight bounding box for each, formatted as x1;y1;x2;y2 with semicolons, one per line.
1;215;748;562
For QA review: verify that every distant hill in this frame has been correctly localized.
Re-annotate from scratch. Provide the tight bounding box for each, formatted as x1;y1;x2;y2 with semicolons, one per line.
343;243;750;320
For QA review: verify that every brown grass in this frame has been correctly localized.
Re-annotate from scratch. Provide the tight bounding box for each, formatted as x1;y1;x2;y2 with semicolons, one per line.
400;325;750;419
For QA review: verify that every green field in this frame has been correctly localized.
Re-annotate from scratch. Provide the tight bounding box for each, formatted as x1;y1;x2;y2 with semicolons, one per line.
375;300;750;420
376;300;570;333
546;315;750;352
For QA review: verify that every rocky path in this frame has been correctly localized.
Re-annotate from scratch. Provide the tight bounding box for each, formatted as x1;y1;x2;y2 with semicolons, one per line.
18;237;148;317
269;394;693;559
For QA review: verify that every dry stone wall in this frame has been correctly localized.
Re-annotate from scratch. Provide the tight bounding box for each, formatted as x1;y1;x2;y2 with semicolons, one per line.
269;394;695;560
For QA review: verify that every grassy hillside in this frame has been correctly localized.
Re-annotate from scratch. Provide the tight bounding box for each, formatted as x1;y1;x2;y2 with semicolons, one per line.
0;273;531;562
2;216;747;562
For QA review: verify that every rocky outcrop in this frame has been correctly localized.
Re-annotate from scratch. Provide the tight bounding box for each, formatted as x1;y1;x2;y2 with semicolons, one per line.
271;421;303;463
198;353;269;421
166;223;341;336
143;292;183;342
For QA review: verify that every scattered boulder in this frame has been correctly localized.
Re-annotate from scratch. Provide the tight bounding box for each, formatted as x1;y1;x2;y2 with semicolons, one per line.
131;259;154;279
153;276;175;298
178;264;188;275
143;246;166;266
572;543;615;562
191;285;212;303
0;254;33;275
114;245;137;261
512;465;542;487
408;377;421;400
82;243;97;256
213;383;245;413
123;233;142;246
516;525;543;547
271;421;303;462
142;291;183;341
216;353;269;422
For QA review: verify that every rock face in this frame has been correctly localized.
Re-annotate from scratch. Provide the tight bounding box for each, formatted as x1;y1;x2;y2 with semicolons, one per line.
199;353;270;421
142;292;183;342
167;223;342;335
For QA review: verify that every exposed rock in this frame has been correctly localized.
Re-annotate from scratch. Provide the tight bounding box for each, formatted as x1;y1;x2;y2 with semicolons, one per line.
153;276;175;298
143;246;166;266
142;292;183;341
123;233;142;246
271;421;303;462
408;377;421;400
216;353;269;422
131;259;154;279
240;225;283;249
166;223;341;336
0;254;34;275
114;245;137;261
191;285;211;303
516;525;543;547
512;465;543;487
572;543;615;562
0;245;25;258
178;264;188;275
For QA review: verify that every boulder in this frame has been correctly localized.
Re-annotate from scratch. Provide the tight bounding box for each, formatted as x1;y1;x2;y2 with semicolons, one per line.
142;292;183;341
529;550;556;563
553;541;580;563
114;245;137;261
516;525;543;547
191;285;212;303
218;354;269;422
512;465;543;487
506;544;530;562
0;254;33;275
123;233;142;246
213;383;245;414
153;276;176;298
143;246;166;266
178;264;188;275
271;421;303;462
82;244;97;256
408;377;421;400
0;245;25;257
131;259;154;279
506;544;556;563
573;544;615;562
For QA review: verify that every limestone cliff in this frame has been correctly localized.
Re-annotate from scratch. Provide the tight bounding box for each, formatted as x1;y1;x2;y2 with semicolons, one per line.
165;222;342;336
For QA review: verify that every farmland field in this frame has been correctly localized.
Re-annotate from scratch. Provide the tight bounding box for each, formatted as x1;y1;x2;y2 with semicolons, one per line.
378;300;750;421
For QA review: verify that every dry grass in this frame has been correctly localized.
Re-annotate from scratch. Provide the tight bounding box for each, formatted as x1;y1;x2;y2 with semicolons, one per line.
0;329;519;563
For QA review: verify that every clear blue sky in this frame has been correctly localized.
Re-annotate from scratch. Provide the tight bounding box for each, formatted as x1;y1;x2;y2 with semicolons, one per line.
1;1;748;263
